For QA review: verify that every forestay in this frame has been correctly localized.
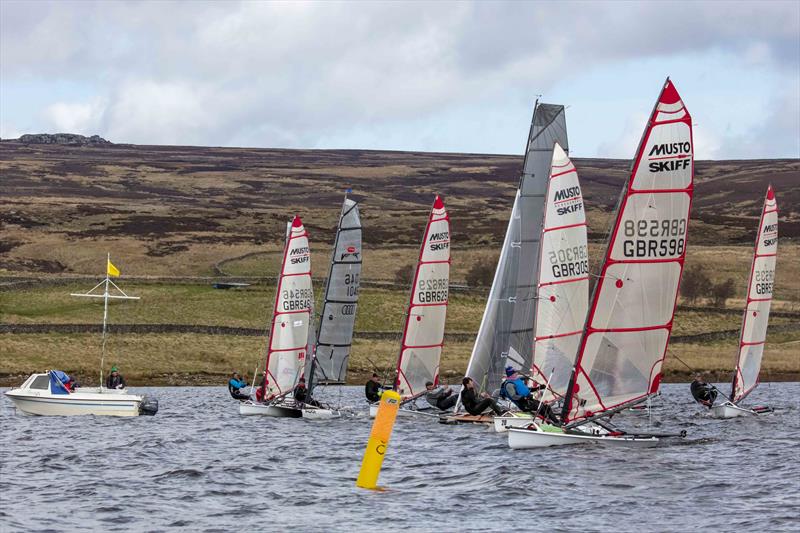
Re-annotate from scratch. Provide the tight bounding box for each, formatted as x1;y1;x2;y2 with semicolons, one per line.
264;216;313;397
531;143;588;402
312;196;362;384
732;186;778;403
395;196;450;398
464;102;568;397
563;79;693;424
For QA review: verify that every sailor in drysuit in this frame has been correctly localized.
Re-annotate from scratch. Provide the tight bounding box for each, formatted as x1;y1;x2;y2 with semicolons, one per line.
228;372;249;401
690;374;718;407
500;366;560;424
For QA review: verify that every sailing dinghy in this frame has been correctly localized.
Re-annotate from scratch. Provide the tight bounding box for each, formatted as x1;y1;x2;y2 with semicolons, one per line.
5;255;158;417
508;79;693;447
448;101;569;425
711;186;778;419
302;194;362;419
239;216;313;417
493;142;588;433
369;196;450;418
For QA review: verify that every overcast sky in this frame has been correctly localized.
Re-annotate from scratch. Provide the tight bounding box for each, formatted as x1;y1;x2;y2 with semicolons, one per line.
1;0;798;159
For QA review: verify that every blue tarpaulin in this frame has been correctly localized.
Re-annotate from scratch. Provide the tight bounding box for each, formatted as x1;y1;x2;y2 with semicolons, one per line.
49;370;71;394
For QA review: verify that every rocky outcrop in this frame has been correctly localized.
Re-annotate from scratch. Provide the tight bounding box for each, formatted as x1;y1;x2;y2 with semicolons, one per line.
9;133;111;146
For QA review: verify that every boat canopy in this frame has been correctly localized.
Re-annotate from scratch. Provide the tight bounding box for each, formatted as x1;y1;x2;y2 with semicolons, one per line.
49;370;71;395
562;79;694;424
732;186;778;402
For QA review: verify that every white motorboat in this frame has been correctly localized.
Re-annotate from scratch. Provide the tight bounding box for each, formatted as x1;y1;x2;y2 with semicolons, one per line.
5;372;157;417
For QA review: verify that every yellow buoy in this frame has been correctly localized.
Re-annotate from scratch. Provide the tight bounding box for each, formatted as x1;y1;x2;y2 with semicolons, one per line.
356;390;401;490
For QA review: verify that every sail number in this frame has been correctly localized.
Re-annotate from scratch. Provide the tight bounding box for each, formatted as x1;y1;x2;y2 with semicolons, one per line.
344;273;360;297
622;218;686;258
282;287;312;311
548;245;589;278
754;269;774;295
418;278;448;303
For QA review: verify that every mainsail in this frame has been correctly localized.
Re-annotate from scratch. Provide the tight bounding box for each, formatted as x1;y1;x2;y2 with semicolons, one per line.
464;102;568;397
310;196;362;386
531;142;588;402
394;196;450;398
562;79;693;424
731;186;778;403
263;215;313;398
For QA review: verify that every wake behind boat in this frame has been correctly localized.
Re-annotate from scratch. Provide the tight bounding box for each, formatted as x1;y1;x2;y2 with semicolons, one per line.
4;255;158;417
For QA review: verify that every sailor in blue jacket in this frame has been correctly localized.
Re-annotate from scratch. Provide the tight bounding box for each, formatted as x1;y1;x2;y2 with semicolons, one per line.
228;372;249;401
501;366;560;424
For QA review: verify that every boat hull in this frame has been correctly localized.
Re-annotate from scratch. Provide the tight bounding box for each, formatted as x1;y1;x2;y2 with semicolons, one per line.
301;407;341;420
5;390;141;417
493;413;534;433
508;425;659;449
238;401;302;417
368;403;439;419
711;402;759;419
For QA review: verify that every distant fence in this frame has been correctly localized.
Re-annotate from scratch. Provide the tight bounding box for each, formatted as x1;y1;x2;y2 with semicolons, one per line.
2;322;797;344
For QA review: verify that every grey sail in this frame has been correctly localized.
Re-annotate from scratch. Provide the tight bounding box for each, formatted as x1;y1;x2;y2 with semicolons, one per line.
462;102;568;399
312;197;362;385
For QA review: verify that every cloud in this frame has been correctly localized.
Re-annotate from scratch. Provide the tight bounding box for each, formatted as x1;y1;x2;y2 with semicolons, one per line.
1;0;798;155
42;98;105;135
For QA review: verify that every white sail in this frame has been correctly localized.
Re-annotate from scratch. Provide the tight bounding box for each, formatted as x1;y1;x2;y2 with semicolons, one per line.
464;102;568;398
264;216;313;397
732;186;778;402
395;196;450;398
312;196;362;384
531;143;588;402
563;79;693;424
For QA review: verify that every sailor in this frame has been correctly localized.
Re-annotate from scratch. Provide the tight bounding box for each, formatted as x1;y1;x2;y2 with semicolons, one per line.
500;367;560;424
228;372;249;401
293;377;321;407
459;377;504;416
690;374;718;407
106;366;127;390
365;373;385;403
424;380;457;411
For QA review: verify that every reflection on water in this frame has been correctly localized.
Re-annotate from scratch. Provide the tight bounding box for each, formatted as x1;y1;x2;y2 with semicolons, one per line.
1;383;798;531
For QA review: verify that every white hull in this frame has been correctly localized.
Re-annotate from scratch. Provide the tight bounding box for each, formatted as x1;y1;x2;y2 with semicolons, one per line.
238;401;301;417
5;389;141;417
368;403;438;419
493;414;534;433
508;425;659;449
711;402;757;419
301;407;341;420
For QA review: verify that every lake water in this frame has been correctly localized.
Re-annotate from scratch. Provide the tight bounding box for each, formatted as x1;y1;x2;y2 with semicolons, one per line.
1;383;798;532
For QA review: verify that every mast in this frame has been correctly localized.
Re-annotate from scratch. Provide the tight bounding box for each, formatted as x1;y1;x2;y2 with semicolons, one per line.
562;78;694;424
731;186;778;402
70;254;139;390
530;142;588;402
460;101;568;404
262;215;313;399
394;196;450;398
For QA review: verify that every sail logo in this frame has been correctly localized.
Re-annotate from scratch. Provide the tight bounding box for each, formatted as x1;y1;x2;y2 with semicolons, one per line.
554;186;581;202
648;141;691;173
553;186;583;216
762;223;778;247
290;245;310;265
429;231;450;251
340;245;361;260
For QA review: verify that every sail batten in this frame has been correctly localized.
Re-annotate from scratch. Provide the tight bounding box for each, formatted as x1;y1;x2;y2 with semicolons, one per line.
463;102;569;399
731;186;777;403
562;79;693;423
394;196;450;398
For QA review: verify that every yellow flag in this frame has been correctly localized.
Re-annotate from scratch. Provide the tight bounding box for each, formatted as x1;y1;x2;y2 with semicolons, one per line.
107;259;120;277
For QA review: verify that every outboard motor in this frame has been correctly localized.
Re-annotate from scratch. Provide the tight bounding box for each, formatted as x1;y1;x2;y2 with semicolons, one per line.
139;395;159;416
